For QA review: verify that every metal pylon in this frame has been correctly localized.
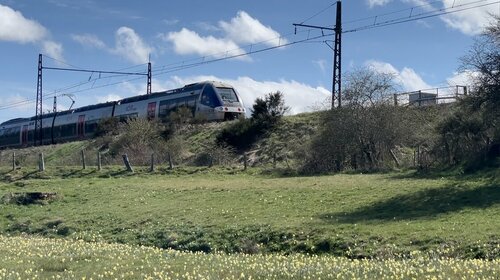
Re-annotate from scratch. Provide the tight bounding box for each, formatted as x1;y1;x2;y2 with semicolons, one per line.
35;54;43;146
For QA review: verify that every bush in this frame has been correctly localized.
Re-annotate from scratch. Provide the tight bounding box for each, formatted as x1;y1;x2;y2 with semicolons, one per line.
108;118;165;165
216;119;262;152
94;117;120;137
217;91;289;152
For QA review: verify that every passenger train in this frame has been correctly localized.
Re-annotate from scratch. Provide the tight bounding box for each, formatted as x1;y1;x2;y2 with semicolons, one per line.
0;81;245;148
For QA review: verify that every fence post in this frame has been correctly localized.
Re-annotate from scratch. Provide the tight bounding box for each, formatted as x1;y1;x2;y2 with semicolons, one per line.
12;152;16;171
149;153;155;172
208;155;213;168
122;154;133;172
97;151;102;171
81;150;86;170
167;152;174;169
39;153;45;172
243;153;247;171
393;94;398;106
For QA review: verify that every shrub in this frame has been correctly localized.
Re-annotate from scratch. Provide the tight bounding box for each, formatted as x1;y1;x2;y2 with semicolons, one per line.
217;91;289;152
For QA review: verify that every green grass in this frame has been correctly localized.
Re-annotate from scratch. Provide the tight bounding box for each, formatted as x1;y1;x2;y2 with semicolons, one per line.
0;166;498;258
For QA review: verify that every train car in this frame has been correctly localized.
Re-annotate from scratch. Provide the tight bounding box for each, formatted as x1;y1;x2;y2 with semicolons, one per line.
0;81;245;148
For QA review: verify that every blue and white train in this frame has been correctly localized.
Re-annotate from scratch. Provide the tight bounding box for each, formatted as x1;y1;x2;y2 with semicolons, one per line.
0;81;245;148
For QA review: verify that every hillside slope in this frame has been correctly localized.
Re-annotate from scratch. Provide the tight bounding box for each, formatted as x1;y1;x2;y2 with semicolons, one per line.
0;112;322;169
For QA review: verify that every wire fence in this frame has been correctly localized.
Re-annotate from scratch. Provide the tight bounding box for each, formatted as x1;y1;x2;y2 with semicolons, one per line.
0;144;248;173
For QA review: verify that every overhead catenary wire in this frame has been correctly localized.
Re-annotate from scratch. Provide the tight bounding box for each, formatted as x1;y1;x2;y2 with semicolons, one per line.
298;2;337;24
0;0;497;112
343;0;500;33
44;0;500;101
342;0;448;26
0;30;334;112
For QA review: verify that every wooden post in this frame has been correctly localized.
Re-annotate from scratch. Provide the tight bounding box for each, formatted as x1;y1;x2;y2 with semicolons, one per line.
167;152;174;169
122;154;133;172
97;151;102;171
243;153;247;171
208;155;213;168
81;150;86;170
12;152;16;171
393;94;398;106
149;153;154;172
39;153;45;172
12;152;16;170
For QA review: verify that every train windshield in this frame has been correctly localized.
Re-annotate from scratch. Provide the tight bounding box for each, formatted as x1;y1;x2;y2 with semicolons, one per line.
217;87;239;103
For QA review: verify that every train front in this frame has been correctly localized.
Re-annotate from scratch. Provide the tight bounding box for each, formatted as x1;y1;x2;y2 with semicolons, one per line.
210;81;246;120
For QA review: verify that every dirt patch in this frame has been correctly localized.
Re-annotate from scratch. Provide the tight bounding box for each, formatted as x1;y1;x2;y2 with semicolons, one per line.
1;192;58;205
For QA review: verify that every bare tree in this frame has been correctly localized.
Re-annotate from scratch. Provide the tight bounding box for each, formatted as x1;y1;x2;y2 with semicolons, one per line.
343;67;397;108
302;67;413;172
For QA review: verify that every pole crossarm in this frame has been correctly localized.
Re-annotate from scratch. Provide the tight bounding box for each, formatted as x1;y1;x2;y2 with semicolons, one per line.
293;23;336;31
293;0;342;109
42;66;148;76
34;55;153;146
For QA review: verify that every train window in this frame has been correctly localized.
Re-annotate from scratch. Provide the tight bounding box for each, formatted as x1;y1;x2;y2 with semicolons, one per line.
1;126;21;145
53;126;61;139
118;113;138;122
217;87;239;103
200;86;222;108
159;99;174;119
85;120;98;134
60;124;76;138
42;127;51;140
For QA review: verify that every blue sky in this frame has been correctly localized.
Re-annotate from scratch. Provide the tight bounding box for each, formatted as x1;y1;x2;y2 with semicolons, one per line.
0;0;498;122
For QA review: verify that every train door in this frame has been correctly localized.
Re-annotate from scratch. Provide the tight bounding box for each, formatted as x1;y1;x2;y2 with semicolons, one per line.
147;102;156;120
21;125;28;146
77;115;85;138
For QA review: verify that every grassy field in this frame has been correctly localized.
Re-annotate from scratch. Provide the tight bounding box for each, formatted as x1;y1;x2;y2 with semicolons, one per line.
0;166;498;259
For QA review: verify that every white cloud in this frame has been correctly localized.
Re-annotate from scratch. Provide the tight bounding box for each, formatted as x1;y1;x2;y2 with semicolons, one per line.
164;11;285;60
365;60;432;91
0;4;47;43
446;71;475;86
167;75;331;115
0;4;65;62
162;19;179;26
219;11;287;47
72;28;153;63
71;34;107;49
406;0;497;35
0;94;33;111
440;0;497;35
96;94;122;103
367;0;393;8
42;40;64;62
165;28;247;59
195;21;221;32
313;59;327;74
113;27;153;64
